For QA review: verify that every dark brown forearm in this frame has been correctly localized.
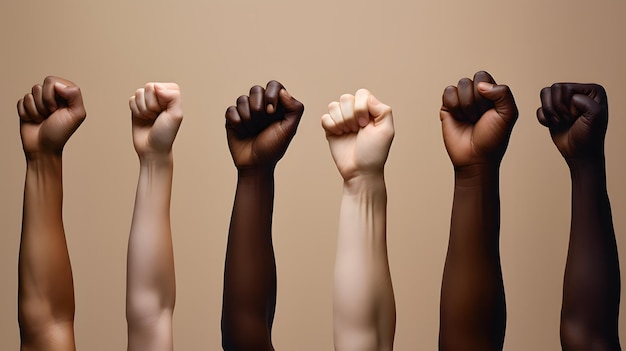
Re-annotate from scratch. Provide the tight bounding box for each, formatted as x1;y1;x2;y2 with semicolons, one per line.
222;168;276;351
440;164;505;351
561;158;620;350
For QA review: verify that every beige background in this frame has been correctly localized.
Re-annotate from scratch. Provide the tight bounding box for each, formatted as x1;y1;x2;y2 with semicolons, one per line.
1;0;625;349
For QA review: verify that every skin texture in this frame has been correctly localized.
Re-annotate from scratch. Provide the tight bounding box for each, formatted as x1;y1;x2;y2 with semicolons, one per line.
537;83;621;351
321;89;396;351
221;81;304;351
126;83;183;351
17;76;86;351
438;71;518;351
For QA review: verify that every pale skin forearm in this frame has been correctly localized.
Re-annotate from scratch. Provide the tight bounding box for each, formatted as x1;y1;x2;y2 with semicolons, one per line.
126;154;176;351
333;175;395;351
439;165;505;351
561;158;620;350
19;155;76;350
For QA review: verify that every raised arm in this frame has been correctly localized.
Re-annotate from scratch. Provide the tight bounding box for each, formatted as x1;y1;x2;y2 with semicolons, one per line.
125;83;183;351
438;71;518;351
321;89;396;351
17;76;86;351
221;81;304;351
537;83;620;351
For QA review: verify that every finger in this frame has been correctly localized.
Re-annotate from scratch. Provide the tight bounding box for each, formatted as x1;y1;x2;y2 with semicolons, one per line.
321;113;343;136
265;80;284;114
442;85;465;122
17;98;31;122
354;89;371;127
539;87;559;127
551;83;573;124
31;84;48;117
536;108;550;127
144;83;163;115
249;85;268;131
328;101;351;133
42;76;62;113
134;88;153;120
477;82;518;124
236;95;254;135
339;93;358;132
129;96;141;118
473;71;496;117
457;78;478;123
225;105;246;138
23;93;44;123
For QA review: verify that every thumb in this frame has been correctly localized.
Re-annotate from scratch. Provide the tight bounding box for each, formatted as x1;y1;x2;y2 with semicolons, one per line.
477;82;518;123
154;83;183;118
278;89;304;132
367;94;393;125
570;93;604;127
54;82;86;118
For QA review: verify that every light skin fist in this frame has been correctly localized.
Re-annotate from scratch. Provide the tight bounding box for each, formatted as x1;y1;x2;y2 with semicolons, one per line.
225;80;304;171
537;83;608;163
440;71;518;169
17;76;86;158
129;82;183;158
321;89;394;181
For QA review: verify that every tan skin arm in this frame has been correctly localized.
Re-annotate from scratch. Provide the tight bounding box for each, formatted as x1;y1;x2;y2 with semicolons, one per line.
321;89;396;351
126;83;183;351
438;71;518;351
221;81;304;351
17;76;86;351
537;83;620;351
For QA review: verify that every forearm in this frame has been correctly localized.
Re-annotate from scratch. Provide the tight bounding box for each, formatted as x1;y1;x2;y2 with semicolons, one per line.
126;154;175;350
561;158;620;345
222;168;276;350
19;155;75;331
333;175;395;351
440;165;505;351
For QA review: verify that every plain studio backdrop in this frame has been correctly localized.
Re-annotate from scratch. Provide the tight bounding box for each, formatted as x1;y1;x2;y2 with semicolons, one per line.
1;0;625;350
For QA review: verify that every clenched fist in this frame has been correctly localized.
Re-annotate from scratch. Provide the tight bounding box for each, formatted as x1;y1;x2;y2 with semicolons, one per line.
321;89;394;181
440;71;518;169
129;82;183;158
537;83;608;164
225;80;304;170
17;76;86;158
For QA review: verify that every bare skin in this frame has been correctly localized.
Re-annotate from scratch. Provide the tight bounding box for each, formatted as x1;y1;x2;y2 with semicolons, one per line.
221;81;304;351
321;90;396;351
126;83;183;351
17;76;86;351
537;83;621;351
438;71;518;351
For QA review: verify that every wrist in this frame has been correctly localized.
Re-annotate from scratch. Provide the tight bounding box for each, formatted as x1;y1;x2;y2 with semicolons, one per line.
343;173;386;197
454;163;499;189
568;156;606;181
237;166;275;180
139;152;173;168
26;153;63;172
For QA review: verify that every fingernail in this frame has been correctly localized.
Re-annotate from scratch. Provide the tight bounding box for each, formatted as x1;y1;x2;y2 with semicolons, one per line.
55;82;68;89
266;104;275;114
477;82;494;91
